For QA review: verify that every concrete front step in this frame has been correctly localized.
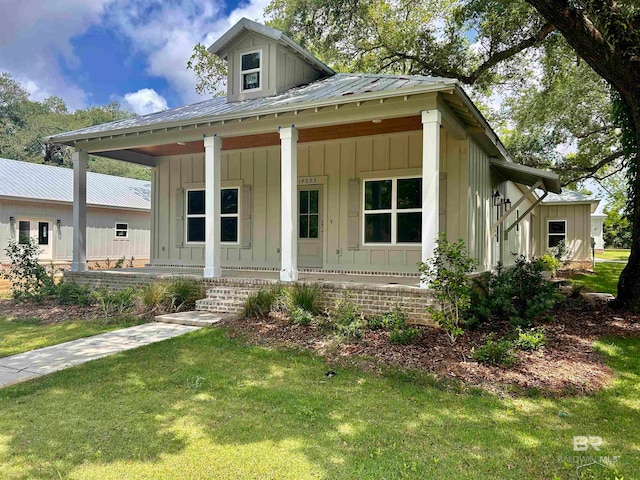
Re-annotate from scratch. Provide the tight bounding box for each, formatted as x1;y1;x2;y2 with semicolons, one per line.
155;311;228;327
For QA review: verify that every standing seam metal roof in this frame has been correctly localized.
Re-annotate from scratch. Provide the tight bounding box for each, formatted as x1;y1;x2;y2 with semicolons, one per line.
0;158;150;210
48;73;458;142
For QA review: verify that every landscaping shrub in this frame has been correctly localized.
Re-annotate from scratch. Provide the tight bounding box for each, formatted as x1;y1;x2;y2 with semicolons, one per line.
290;306;313;325
536;254;562;276
1;239;55;300
56;281;94;306
167;278;203;312
93;288;137;316
514;327;546;351
332;291;366;339
283;283;322;314
140;281;171;315
469;256;560;328
419;234;476;342
242;288;277;318
473;335;515;366
389;326;420;345
378;306;420;345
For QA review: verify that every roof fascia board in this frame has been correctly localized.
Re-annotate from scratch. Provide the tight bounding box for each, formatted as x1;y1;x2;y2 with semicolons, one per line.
0;195;150;212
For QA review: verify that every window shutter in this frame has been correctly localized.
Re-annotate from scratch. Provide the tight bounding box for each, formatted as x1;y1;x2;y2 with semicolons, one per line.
241;185;252;249
347;178;360;250
176;188;185;248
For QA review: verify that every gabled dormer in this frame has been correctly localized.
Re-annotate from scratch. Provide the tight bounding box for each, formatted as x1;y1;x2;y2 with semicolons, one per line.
208;18;335;102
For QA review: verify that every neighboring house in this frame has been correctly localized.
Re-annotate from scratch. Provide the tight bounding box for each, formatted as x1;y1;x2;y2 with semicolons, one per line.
537;190;601;261
591;203;607;252
48;18;574;283
0;158;151;266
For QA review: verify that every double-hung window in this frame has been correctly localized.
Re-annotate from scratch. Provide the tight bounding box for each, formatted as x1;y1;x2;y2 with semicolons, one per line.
363;177;422;244
547;220;566;248
186;188;239;244
115;223;129;238
240;50;261;91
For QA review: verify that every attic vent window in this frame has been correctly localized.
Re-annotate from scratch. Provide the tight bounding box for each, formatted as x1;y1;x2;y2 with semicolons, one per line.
241;50;261;91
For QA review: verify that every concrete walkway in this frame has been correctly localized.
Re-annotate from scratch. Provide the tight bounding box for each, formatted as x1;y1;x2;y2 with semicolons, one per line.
0;323;199;389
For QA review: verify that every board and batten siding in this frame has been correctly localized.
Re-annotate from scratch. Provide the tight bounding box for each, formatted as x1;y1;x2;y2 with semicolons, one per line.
0;199;150;262
535;203;592;261
152;128;469;273
501;182;534;266
466;139;492;271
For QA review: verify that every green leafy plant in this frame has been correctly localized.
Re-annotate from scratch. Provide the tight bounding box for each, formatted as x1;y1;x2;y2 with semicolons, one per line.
167;278;203;312
473;335;515;366
535;254;562;276
419;234;476;343
514;327;546;351
242;288;277;318
114;256;126;269
140;281;171;315
290;306;313;325
550;240;572;265
332;291;366;339
1;238;55;300
55;281;94;306
282;283;322;314
92;288;137;316
377;306;421;345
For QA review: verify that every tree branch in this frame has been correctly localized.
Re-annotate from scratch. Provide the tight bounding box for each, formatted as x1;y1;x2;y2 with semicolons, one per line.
556;150;625;186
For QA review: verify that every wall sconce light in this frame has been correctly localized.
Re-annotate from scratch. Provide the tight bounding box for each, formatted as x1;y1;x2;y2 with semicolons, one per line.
492;190;502;207
56;219;62;228
9;216;15;224
504;198;512;210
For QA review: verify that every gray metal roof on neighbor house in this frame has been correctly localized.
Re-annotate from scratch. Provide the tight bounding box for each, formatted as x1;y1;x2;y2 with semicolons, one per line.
47;73;458;143
0;158;150;211
542;190;599;204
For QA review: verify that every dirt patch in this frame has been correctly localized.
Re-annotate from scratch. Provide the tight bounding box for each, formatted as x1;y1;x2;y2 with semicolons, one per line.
0;299;103;324
223;299;640;396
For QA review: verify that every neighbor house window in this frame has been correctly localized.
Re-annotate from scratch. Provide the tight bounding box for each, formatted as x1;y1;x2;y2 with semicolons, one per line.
240;50;261;91
18;220;30;245
363;177;422;244
547;220;566;248
115;223;129;238
186;188;239;244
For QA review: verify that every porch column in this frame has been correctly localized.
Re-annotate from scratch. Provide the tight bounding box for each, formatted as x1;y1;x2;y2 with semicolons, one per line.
421;110;441;287
204;135;222;278
280;126;298;282
71;150;88;272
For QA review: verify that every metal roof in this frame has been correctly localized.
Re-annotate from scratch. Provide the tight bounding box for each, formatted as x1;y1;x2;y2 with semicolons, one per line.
490;158;562;194
542;190;599;204
208;17;334;76
48;73;458;142
0;158;150;210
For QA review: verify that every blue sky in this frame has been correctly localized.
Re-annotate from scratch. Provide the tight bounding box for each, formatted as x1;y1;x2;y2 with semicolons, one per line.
0;0;270;114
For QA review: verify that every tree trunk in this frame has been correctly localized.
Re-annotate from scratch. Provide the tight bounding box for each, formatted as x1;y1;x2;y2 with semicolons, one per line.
616;99;640;309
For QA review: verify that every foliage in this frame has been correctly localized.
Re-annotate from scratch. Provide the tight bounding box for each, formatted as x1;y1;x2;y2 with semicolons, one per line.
604;207;632;249
242;289;278;318
514;327;546;351
389;326;421;345
376;306;421;345
55;281;94;306
282;283;322;315
549;240;571;264
186;43;228;97
167;278;203;312
473;335;515;366
535;254;561;276
1;238;55;300
419;234;476;342
92;256;126;270
140;282;171;315
92;289;137;317
331;291;366;339
290;306;313;325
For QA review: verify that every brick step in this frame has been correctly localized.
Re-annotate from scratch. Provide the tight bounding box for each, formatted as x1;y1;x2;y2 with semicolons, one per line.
195;286;256;314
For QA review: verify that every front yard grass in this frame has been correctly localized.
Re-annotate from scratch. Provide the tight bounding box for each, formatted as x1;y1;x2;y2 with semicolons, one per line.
0;315;144;358
570;262;626;296
595;249;630;262
0;327;637;479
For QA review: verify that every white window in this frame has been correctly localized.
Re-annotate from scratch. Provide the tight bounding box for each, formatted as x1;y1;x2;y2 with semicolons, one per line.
363;177;422;245
547;220;567;248
240;50;261;92
186;188;239;244
115;223;129;238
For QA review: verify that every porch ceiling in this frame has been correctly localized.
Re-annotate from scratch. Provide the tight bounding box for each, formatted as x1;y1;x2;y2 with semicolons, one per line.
490;158;561;194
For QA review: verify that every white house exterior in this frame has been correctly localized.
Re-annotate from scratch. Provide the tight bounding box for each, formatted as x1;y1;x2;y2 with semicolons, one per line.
48;18;567;285
0;158;150;265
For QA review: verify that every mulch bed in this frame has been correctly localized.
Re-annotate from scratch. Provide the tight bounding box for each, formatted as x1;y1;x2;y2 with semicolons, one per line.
0;299;102;325
223;299;640;396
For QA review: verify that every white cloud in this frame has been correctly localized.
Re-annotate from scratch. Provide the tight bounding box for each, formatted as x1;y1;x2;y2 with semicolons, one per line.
122;88;168;115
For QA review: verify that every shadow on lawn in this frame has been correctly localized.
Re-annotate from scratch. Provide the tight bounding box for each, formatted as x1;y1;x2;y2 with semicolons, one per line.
0;329;637;479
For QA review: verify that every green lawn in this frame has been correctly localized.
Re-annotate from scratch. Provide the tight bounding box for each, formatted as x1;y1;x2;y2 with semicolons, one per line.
0;316;144;358
595;249;630;262
571;262;626;296
0;328;637;479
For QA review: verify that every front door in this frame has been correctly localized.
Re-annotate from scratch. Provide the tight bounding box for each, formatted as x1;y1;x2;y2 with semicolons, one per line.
297;187;323;268
18;219;53;259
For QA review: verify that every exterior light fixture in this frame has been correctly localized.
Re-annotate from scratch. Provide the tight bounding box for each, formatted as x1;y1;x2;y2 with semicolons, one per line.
9;216;15;224
492;190;502;207
504;198;512;210
56;219;62;227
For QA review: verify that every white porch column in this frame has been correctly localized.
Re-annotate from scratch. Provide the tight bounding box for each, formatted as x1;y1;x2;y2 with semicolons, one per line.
204;135;222;278
71;150;88;272
280;126;298;282
421;110;441;287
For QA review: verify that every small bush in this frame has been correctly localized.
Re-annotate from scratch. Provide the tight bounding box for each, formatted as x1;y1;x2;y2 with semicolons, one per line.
377;306;421;345
389;326;420;345
167;278;203;312
367;315;388;331
56;281;94;306
242;289;277;318
290;306;313;325
93;288;137;316
536;254;561;276
332;291;366;339
283;283;322;314
473;335;515;366
514;327;546;351
1;238;55;300
140;282;171;314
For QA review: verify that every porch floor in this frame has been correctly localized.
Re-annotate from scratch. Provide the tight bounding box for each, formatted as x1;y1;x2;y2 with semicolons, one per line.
95;267;422;288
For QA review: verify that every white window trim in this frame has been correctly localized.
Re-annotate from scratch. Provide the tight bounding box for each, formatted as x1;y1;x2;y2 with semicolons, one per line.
362;176;422;246
115;222;129;239
185;187;241;246
547;219;567;249
240;49;262;93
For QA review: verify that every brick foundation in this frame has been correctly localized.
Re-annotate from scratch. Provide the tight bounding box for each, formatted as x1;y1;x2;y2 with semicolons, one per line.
63;270;437;325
